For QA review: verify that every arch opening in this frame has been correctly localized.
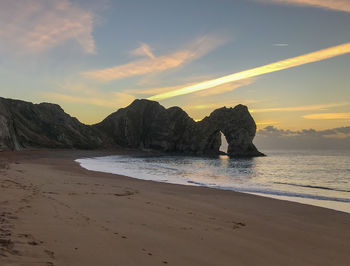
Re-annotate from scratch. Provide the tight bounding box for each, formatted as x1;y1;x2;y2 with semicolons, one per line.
219;131;228;154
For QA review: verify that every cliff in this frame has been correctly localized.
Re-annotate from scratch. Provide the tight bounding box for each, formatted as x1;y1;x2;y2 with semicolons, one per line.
0;97;104;150
0;97;263;157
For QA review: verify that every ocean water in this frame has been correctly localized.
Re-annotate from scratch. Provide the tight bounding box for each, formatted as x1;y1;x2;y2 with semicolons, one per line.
76;150;350;213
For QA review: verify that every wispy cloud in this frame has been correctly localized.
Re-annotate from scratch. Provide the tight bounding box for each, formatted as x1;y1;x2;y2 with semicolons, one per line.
261;0;350;13
303;112;350;120
148;42;350;101
0;0;96;54
130;43;155;59
128;78;254;98
125;84;187;96
196;78;254;96
83;34;228;81
183;99;262;111
251;103;349;113
273;43;289;47
84;50;195;81
44;83;134;108
256;120;279;126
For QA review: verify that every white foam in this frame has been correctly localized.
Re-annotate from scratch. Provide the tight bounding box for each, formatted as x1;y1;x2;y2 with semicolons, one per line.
75;152;350;213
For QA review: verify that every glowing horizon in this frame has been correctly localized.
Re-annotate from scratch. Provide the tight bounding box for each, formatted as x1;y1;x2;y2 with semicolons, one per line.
148;42;350;101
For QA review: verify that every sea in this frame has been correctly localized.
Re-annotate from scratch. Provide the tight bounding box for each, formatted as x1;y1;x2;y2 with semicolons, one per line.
76;149;350;213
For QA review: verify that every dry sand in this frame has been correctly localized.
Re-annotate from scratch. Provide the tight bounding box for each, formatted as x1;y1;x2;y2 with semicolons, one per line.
0;149;350;266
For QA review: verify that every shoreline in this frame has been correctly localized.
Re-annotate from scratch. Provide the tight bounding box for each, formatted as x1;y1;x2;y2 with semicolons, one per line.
1;149;350;265
251;192;350;214
75;153;350;214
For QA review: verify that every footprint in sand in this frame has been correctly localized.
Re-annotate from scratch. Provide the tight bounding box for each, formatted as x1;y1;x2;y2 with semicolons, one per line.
231;222;246;230
44;249;55;258
114;190;137;197
28;241;39;246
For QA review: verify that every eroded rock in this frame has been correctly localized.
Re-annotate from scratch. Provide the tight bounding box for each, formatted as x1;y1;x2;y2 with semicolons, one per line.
0;97;263;157
0;97;104;150
95;99;264;157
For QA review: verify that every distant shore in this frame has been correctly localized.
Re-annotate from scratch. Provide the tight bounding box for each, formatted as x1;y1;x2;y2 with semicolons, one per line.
1;149;350;266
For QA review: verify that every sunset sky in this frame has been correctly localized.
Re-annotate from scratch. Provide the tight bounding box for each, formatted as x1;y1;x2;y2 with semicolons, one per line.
0;0;349;132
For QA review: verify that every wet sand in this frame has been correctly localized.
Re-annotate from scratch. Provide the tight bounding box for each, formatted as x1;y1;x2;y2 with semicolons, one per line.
1;149;350;266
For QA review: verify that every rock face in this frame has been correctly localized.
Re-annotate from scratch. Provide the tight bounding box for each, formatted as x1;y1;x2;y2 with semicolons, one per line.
94;99;263;156
0;97;104;150
0;97;263;156
93;100;195;152
198;105;263;156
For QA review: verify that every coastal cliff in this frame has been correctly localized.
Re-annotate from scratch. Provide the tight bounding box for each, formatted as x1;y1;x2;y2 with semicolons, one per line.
0;97;263;157
0;98;104;150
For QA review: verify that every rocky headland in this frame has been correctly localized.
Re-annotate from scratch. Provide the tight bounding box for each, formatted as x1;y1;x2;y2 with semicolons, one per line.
0;97;263;157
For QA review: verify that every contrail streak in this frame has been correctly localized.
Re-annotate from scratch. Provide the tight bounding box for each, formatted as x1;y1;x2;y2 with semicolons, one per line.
148;42;350;101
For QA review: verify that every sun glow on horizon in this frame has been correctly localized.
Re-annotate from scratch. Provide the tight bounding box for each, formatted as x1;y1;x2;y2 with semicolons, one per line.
303;112;350;120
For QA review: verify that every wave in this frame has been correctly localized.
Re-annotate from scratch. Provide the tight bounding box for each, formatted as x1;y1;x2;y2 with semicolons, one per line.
273;182;350;193
226;187;350;203
76;155;350;206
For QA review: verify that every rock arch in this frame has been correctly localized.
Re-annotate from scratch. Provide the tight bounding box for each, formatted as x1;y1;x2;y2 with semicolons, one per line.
193;105;264;157
0;97;264;157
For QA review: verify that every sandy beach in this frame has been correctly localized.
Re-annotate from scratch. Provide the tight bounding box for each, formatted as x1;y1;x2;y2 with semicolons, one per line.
1;149;350;266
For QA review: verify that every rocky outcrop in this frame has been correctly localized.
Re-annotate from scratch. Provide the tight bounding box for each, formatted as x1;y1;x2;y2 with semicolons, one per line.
0;97;263;156
0;97;104;150
197;105;263;156
94;99;263;157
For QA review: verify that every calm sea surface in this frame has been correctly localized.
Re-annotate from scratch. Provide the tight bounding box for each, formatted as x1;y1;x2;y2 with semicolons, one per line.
76;150;350;213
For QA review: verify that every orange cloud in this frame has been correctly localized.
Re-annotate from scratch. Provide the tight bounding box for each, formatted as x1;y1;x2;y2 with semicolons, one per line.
148;42;350;101
261;0;350;13
45;83;135;108
256;121;279;126
251;103;349;113
196;78;254;96
128;78;254;97
83;34;228;81
84;50;197;81
47;92;134;108
126;84;187;96
130;43;155;59
0;0;96;54
184;99;262;111
303;113;350;120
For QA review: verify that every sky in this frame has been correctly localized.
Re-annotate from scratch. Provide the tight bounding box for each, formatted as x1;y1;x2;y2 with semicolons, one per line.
0;0;349;143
